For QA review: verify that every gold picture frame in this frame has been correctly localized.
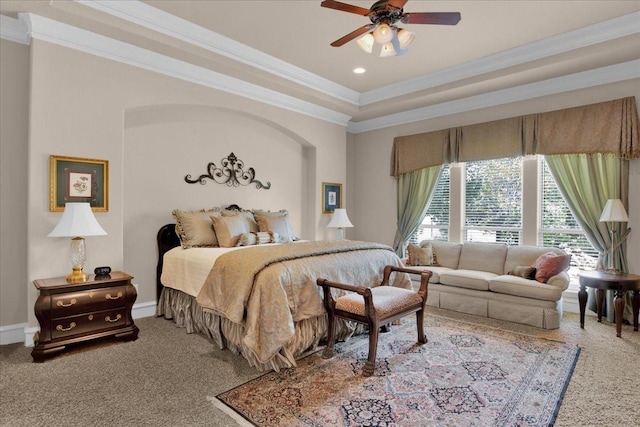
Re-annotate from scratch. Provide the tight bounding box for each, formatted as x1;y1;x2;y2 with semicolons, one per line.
50;155;109;212
322;182;342;214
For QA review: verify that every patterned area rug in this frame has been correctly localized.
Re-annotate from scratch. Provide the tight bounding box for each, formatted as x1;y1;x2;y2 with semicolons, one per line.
212;315;580;427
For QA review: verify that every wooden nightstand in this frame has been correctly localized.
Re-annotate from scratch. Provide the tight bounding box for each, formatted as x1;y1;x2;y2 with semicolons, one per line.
31;271;139;362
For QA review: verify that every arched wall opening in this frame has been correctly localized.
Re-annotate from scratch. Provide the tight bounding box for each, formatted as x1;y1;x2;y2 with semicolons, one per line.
123;104;316;301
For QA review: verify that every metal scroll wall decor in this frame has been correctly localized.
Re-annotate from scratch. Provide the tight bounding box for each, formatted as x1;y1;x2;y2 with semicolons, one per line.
184;152;271;190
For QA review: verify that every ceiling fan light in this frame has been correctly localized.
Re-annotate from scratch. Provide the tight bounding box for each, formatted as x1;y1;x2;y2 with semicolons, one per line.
373;23;394;44
356;33;374;53
379;42;397;57
397;29;415;49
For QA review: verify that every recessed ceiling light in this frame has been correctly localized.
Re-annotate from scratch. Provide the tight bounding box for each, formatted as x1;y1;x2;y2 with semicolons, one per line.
353;67;366;74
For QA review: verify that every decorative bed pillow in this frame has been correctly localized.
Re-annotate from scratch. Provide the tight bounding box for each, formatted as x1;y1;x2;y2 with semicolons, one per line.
210;214;251;247
236;231;281;246
172;208;221;248
406;243;435;266
253;210;299;242
222;209;259;232
508;265;537;280
532;251;571;283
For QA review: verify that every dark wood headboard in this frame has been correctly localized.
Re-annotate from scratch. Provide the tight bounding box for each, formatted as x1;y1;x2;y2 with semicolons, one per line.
156;223;180;302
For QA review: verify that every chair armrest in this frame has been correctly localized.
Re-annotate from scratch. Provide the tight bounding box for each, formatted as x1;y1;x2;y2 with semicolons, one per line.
316;278;368;295
381;265;432;296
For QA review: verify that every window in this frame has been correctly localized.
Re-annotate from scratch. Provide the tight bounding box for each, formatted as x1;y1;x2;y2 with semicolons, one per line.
464;157;522;244
413;164;449;243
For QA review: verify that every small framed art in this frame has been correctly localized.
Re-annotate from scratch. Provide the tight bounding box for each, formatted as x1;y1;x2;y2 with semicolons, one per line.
322;182;342;214
50;155;109;212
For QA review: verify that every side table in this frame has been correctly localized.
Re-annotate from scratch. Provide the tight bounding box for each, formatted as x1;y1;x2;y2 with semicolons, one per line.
32;271;139;362
578;270;640;338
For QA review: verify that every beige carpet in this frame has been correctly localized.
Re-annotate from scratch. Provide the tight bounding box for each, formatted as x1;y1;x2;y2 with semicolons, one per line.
1;307;639;426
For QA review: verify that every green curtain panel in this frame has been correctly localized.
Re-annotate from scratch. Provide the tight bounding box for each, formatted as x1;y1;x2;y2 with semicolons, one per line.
393;165;442;257
545;153;631;321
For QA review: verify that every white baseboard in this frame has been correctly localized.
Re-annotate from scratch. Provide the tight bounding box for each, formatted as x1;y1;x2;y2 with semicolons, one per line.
0;322;29;346
132;300;158;319
0;300;159;347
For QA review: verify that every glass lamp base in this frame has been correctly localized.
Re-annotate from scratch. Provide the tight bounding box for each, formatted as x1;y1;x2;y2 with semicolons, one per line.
66;266;88;283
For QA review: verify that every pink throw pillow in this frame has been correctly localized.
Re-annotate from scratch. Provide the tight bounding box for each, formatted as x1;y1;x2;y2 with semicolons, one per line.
532;252;571;283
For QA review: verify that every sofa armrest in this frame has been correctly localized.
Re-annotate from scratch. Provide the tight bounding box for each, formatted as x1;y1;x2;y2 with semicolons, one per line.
546;271;570;292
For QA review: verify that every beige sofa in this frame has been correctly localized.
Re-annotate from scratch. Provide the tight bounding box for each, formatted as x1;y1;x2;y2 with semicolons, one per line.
405;241;570;329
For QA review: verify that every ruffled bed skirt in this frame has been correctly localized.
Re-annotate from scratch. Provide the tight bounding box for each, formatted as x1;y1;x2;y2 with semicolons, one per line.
157;287;362;372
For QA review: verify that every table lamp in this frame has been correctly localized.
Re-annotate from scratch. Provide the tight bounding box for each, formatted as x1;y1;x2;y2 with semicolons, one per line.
48;202;107;283
599;198;629;274
327;208;353;240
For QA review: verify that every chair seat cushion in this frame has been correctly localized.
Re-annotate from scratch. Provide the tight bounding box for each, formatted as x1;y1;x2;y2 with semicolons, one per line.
335;287;423;318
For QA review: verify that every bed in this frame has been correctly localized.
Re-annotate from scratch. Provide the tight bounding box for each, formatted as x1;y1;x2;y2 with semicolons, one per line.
155;211;411;371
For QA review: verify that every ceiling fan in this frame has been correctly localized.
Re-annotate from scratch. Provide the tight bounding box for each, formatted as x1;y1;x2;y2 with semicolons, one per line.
321;0;461;57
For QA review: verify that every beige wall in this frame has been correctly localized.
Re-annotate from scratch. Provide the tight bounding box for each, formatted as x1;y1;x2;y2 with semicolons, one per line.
8;38;346;332
349;80;640;274
0;39;29;328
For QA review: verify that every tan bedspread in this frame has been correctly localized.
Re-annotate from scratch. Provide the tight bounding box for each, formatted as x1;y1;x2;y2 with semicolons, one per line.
195;240;410;365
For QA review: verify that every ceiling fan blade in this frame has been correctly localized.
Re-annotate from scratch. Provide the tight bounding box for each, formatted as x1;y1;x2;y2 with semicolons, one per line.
330;25;373;47
402;12;461;25
387;0;409;9
320;0;371;16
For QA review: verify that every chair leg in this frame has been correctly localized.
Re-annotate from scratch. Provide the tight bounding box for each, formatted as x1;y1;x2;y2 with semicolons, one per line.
322;312;336;359
363;321;379;377
416;309;427;344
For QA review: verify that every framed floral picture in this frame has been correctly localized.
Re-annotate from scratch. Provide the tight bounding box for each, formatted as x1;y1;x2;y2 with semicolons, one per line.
322;182;342;214
50;155;109;212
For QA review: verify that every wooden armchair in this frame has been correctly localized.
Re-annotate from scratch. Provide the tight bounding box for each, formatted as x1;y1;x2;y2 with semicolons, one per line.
317;265;431;376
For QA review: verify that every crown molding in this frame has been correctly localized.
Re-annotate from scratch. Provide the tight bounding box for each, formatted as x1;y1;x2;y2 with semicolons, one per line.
3;10;638;133
71;1;639;109
0;14;29;45
18;13;351;126
347;60;640;133
74;0;361;106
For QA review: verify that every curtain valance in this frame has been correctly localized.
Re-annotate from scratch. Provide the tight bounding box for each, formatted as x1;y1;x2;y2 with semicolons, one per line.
391;97;639;177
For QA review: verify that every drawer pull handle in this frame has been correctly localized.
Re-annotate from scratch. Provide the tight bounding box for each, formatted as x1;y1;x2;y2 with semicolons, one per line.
56;298;77;307
56;322;76;332
105;292;123;300
105;314;122;323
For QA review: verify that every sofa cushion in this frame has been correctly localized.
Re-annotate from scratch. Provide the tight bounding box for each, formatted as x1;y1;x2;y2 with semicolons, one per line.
489;275;563;302
457;242;508;275
404;265;454;284
428;241;462;269
439;269;497;291
532;251;571;283
504;245;563;275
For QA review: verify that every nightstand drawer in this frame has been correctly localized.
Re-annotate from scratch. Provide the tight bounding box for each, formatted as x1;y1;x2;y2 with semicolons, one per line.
32;271;139;362
51;308;128;340
51;285;128;317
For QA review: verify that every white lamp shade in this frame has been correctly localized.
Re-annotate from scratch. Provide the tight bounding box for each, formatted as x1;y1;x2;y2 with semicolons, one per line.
599;199;629;222
397;29;415;49
379;42;397;57
327;209;354;228
373;23;394;44
48;202;107;237
356;33;374;53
